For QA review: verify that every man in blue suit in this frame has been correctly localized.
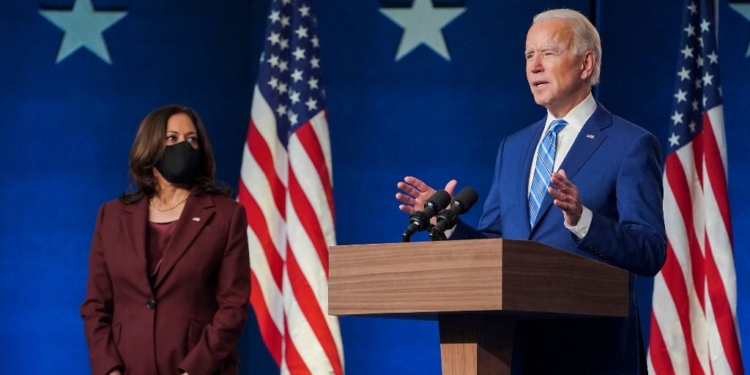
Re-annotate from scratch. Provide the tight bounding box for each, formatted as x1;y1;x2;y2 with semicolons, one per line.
396;8;666;375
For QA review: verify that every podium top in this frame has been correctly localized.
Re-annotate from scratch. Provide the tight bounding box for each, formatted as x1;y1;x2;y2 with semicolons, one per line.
328;238;628;317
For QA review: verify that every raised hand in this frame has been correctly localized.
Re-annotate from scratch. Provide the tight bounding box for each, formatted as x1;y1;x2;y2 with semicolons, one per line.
548;169;583;226
396;176;457;214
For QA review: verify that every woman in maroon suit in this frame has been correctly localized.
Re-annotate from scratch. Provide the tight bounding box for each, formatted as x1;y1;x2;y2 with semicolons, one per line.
81;106;251;375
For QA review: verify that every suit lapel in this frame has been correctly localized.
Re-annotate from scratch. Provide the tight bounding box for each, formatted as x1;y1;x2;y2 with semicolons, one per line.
531;104;611;233
154;193;216;289
557;104;611;180
121;198;151;292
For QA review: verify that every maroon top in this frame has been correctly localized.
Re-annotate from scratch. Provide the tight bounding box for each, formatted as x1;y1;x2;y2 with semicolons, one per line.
147;220;177;284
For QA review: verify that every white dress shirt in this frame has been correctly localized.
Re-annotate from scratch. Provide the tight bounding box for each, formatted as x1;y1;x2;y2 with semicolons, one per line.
528;93;596;238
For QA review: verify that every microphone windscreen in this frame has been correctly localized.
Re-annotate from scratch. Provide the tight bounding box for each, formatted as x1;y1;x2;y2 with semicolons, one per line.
428;190;452;210
454;187;479;213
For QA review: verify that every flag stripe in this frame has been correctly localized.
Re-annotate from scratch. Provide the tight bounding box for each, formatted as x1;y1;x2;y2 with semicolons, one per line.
705;241;743;374
649;311;678;375
667;167;710;373
652;273;690;374
666;153;706;309
250;271;284;364
239;180;285;288
296;114;335;224
283;311;313;375
247;117;287;214
286;250;343;375
660;240;705;374
702;110;733;240
288;142;330;276
242;194;286;333
240;178;285;361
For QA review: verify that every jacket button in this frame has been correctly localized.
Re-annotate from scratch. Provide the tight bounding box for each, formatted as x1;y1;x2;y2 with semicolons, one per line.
146;299;156;310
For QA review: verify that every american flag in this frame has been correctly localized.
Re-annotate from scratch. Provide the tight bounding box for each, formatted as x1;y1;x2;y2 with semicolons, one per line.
647;0;744;374
237;0;344;374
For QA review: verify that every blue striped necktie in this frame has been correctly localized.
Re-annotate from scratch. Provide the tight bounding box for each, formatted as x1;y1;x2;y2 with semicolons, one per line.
528;119;567;227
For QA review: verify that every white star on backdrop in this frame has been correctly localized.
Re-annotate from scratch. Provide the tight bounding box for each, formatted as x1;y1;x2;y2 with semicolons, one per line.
380;0;466;61
729;3;750;57
40;0;127;64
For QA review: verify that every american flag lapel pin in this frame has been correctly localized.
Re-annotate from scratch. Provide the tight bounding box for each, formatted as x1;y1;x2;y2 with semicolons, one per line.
192;217;200;222
586;134;595;139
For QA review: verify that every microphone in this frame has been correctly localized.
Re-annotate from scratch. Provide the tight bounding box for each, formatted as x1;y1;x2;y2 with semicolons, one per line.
402;190;452;242
432;187;479;234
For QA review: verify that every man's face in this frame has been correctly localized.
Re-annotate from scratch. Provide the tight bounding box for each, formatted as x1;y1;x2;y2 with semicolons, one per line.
525;19;590;117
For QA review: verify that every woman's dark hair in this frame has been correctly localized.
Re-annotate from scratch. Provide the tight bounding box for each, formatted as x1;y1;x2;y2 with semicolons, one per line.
120;105;230;204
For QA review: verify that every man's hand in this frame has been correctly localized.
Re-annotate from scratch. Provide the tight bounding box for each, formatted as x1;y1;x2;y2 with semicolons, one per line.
548;169;583;226
396;176;457;214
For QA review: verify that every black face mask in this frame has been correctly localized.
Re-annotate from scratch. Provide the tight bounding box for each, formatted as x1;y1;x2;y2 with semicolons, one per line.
155;141;202;184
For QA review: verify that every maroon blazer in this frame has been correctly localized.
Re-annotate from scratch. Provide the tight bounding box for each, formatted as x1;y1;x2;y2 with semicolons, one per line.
81;193;250;375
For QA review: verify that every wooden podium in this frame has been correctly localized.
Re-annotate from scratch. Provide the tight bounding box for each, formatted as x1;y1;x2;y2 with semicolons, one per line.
328;239;628;375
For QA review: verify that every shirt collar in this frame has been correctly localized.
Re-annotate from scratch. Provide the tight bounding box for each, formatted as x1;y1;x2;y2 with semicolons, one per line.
544;93;597;132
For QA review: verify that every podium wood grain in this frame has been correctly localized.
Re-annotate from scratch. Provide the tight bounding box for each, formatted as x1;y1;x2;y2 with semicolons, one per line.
328;239;628;375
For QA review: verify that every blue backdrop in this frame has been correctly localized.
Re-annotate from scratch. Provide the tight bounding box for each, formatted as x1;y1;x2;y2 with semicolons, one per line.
1;0;748;374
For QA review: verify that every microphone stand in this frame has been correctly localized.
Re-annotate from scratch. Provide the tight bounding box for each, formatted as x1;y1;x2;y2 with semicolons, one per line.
428;226;447;241
402;212;425;242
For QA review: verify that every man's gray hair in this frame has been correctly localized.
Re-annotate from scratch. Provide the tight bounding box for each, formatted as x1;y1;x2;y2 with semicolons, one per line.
533;9;602;86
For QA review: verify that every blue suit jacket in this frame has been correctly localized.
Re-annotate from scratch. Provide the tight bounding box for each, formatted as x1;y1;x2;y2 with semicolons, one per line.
452;103;667;375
